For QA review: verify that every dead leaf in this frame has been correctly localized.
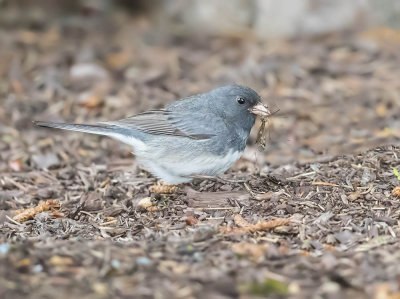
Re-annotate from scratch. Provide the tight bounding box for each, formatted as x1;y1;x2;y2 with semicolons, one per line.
106;50;132;70
12;200;61;223
374;283;400;299
376;104;387;117
134;197;159;212
348;190;361;201
16;258;31;267
392;186;400;197
49;255;74;266
81;94;103;109
231;242;268;261
8;158;22;172
137;197;153;208
221;214;290;234
182;215;198;226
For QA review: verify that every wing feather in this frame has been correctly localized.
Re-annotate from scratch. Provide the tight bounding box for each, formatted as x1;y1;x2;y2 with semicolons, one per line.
100;108;221;140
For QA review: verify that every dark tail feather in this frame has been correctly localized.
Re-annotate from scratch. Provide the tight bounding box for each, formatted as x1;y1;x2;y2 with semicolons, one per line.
34;121;115;136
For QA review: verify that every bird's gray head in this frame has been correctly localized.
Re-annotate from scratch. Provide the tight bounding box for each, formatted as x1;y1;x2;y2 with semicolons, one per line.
206;85;269;132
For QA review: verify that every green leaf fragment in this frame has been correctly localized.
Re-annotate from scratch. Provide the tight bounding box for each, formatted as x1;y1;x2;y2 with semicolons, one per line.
239;279;289;296
393;168;400;181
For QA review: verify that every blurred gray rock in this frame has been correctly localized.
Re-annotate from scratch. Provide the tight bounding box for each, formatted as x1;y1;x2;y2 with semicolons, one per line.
161;0;252;36
32;152;59;169
254;0;367;37
70;63;109;82
159;0;400;38
368;0;400;28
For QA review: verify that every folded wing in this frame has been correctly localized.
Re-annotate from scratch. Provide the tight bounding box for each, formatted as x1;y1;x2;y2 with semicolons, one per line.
101;97;225;140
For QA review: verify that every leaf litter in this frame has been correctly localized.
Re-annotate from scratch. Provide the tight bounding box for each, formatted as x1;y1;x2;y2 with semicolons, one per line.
1;5;400;299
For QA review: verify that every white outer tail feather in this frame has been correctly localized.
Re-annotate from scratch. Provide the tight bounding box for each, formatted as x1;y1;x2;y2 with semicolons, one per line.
34;121;147;152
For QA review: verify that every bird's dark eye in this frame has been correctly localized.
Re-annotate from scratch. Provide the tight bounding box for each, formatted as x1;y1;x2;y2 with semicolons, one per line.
237;97;246;104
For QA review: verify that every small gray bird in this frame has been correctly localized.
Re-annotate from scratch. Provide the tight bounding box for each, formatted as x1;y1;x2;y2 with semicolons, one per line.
35;85;270;184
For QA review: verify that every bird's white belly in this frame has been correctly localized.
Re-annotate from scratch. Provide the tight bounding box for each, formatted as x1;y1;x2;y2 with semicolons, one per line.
113;135;148;152
112;134;243;184
140;150;243;184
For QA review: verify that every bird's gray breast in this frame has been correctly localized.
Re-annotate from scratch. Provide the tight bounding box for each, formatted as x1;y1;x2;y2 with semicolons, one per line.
208;122;252;157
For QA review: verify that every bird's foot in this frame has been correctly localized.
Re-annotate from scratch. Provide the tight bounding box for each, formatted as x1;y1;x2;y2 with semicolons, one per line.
149;181;180;194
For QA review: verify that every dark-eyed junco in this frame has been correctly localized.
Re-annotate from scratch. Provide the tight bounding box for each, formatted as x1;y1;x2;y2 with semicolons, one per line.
35;85;270;184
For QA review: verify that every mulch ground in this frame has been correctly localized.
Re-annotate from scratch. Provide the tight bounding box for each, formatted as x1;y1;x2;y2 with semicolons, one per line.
1;7;400;299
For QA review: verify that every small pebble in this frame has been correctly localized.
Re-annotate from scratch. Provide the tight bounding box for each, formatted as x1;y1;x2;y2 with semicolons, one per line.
33;264;43;272
136;256;151;266
0;243;9;255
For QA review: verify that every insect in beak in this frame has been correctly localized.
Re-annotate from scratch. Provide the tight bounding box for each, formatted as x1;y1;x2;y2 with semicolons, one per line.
249;102;271;118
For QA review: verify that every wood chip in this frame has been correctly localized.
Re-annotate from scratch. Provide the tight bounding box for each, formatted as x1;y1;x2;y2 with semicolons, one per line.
186;189;250;208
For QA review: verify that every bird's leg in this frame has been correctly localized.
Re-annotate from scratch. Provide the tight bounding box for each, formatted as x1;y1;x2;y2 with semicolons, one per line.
149;181;180;194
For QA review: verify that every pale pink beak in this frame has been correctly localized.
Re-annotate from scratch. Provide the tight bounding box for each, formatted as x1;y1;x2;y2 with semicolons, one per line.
249;102;270;118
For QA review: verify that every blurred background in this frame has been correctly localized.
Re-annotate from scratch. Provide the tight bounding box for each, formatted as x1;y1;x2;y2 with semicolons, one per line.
1;0;400;172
